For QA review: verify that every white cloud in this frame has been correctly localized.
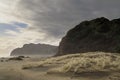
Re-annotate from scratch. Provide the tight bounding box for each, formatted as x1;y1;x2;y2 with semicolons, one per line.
0;0;21;23
5;30;19;36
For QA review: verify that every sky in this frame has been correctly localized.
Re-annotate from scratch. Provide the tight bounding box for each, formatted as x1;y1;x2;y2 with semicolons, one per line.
0;0;120;56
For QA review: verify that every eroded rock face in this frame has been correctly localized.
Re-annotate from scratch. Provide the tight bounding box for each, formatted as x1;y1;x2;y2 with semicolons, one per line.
57;17;120;56
11;43;58;56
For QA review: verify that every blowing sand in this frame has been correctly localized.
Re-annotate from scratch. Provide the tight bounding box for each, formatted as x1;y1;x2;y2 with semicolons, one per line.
0;52;120;80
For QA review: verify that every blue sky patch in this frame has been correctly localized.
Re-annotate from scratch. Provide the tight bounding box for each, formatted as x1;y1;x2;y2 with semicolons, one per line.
0;23;18;36
0;22;28;36
12;22;28;28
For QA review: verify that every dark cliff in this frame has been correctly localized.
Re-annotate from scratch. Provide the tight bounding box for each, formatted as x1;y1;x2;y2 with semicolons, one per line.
57;17;120;56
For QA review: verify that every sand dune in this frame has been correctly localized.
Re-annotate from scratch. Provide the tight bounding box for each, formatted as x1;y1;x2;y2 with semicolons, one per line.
0;52;120;80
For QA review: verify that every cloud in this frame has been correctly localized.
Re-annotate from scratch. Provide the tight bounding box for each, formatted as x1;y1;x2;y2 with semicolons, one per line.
15;0;120;38
5;29;19;36
0;0;21;23
0;0;120;56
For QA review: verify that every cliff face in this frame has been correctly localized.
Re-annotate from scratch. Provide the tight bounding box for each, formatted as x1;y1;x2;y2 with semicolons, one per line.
57;17;120;56
10;43;58;56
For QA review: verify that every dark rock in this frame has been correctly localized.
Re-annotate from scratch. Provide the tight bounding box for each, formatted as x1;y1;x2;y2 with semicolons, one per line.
8;57;23;61
57;17;120;56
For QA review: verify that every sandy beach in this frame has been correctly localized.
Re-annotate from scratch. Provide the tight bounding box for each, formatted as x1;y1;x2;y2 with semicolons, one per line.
0;52;120;80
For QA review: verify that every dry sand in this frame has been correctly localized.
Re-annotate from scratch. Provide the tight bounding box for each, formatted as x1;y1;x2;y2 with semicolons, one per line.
0;54;120;80
0;57;72;80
